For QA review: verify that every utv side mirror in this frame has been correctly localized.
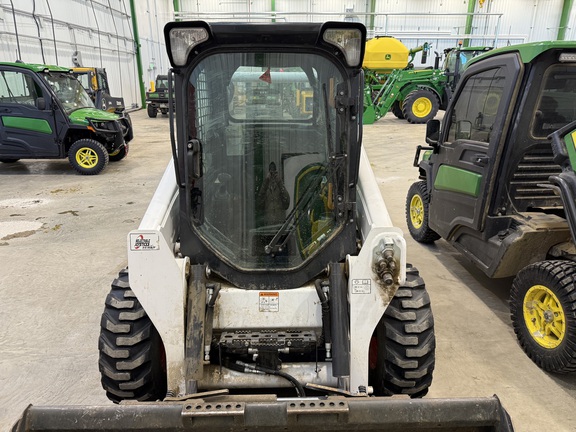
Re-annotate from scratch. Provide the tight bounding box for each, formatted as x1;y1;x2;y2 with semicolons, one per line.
36;97;46;110
425;119;440;146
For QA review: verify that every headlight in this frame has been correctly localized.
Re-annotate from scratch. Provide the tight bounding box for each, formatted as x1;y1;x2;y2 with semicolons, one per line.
323;28;364;67
168;27;209;66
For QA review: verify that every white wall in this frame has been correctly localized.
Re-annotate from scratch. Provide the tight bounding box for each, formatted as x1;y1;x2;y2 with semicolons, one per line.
0;0;573;109
0;0;144;108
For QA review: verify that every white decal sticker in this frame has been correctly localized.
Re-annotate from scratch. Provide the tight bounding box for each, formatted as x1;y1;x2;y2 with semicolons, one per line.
259;292;279;312
352;279;371;294
130;233;160;251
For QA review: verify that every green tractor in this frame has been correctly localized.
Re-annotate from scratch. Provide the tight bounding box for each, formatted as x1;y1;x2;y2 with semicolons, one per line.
0;62;128;175
406;41;576;373
363;44;491;124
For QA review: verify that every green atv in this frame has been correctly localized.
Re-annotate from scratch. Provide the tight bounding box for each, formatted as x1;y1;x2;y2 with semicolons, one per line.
145;74;173;117
406;41;576;373
0;62;129;175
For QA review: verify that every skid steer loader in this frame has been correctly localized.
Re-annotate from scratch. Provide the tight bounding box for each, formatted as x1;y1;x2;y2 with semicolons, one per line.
13;21;513;431
406;41;576;374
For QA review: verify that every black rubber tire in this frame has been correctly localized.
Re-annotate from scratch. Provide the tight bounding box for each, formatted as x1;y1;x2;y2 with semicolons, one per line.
147;104;157;118
0;158;20;163
510;260;576;373
68;139;108;175
402;89;439;124
391;101;405;119
406;181;440;243
371;265;436;398
161;109;168;115
99;269;167;403
109;143;129;162
124;113;134;143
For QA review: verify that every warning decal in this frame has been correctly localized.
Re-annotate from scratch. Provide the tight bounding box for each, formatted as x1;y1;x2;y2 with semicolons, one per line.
259;291;279;312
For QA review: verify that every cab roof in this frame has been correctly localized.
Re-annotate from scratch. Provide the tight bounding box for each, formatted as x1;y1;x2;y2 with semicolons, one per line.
466;40;576;67
0;62;71;73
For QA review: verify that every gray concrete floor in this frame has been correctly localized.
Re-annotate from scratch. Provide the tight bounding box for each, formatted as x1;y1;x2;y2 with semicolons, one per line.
0;109;574;431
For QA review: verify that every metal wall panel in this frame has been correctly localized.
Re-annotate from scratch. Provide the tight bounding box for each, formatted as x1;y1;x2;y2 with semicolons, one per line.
136;0;173;91
0;0;141;108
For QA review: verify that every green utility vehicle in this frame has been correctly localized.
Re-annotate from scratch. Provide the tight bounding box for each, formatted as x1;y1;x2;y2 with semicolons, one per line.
0;62;129;175
145;74;172;117
406;41;576;373
13;21;513;432
71;67;134;142
364;45;491;124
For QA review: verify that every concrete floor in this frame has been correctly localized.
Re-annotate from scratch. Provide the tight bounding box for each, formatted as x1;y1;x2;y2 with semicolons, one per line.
0;109;575;431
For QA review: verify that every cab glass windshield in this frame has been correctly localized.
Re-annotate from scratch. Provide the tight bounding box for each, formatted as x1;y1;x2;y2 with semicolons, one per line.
42;73;94;113
187;51;346;270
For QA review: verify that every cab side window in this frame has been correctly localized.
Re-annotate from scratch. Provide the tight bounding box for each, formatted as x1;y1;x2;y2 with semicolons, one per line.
0;71;42;106
532;64;576;138
97;71;110;93
447;67;507;144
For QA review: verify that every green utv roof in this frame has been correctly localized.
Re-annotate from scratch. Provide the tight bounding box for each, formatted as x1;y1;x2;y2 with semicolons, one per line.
466;40;576;67
0;62;71;73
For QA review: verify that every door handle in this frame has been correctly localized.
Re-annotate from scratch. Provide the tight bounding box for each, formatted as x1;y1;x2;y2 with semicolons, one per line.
474;155;489;167
0;108;11;113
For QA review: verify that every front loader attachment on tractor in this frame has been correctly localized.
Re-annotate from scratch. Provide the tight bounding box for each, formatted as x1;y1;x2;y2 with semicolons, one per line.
14;395;513;432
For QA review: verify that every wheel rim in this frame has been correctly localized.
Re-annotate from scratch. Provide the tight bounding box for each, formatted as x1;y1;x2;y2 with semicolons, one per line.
412;97;433;118
76;147;99;169
409;195;424;229
523;284;565;349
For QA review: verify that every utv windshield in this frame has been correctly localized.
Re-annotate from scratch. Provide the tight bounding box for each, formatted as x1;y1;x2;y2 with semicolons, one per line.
187;51;346;270
42;73;94;113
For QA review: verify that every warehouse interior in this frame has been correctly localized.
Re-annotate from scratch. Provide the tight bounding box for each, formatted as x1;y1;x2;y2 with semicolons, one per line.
0;0;576;432
0;0;574;109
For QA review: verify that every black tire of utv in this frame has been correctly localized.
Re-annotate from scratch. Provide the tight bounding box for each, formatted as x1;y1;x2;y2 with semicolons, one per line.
391;101;405;119
406;181;441;243
402;89;439;124
124;113;134;143
109;143;129;162
372;265;435;398
161;110;168;115
0;158;20;163
147;104;157;118
98;269;167;403
68;139;108;175
510;260;576;374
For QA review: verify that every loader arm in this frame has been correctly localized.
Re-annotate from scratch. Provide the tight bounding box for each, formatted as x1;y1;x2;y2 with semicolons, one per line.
13;395;513;432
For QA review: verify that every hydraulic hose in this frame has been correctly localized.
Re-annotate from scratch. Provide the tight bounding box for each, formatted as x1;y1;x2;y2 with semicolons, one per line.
254;364;306;398
225;359;306;397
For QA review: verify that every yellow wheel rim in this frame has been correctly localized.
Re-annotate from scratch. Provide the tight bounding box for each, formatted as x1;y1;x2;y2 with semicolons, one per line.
523;285;565;349
409;194;424;229
76;147;99;169
411;97;433;118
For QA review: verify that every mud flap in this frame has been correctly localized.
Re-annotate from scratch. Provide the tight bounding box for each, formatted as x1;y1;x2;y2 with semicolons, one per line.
13;395;513;431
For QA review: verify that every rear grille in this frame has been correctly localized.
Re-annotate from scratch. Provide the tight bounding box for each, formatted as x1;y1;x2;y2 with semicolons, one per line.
510;149;562;207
